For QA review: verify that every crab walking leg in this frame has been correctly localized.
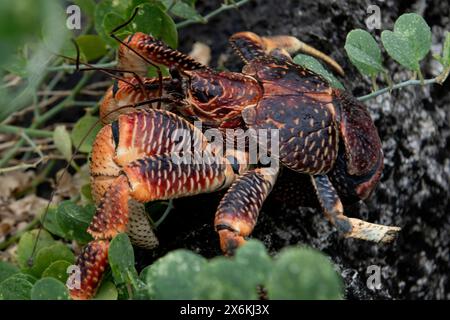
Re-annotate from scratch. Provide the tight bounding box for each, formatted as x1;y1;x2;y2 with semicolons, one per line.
229;31;344;76
215;167;279;255
69;240;109;300
69;175;130;300
118;32;207;75
311;175;400;243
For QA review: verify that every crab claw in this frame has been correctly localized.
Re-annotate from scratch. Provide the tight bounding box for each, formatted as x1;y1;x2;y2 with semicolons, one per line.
345;218;401;243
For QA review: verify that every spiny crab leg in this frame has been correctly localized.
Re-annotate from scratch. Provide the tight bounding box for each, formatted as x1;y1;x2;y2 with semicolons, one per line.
230;31;345;76
215;167;279;255
118;32;207;75
312;175;400;243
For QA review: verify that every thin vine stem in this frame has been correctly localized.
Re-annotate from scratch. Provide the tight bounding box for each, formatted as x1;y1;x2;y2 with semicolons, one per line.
357;78;438;102
176;0;251;29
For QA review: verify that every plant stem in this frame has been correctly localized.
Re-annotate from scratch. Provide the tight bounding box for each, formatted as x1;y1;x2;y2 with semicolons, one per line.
357;78;437;102
46;61;117;72
0;125;53;138
154;199;174;228
176;0;251;29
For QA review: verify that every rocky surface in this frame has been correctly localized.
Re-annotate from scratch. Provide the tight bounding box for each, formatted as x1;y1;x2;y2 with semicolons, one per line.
135;0;450;299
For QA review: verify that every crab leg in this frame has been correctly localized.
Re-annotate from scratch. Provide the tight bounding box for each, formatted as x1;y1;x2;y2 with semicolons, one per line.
118;32;207;75
229;31;344;76
311;175;400;243
215;167;279;255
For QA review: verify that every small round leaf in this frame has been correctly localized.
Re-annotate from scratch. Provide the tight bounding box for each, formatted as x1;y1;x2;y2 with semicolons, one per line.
267;247;343;300
56;201;95;244
31;277;70;300
42;260;73;283
0;276;33;300
0;261;19;283
344;29;384;76
29;243;75;278
144;249;207;299
71;114;102;154
17;229;55;270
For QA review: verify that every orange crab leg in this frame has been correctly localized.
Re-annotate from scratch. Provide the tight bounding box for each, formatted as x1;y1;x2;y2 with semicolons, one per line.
69;240;109;300
118;32;207;75
215;167;279;255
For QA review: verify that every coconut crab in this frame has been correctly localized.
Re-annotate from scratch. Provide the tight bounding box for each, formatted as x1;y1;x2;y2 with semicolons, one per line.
68;28;400;299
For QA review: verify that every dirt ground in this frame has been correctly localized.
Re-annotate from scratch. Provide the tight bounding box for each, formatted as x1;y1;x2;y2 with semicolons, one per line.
134;0;450;300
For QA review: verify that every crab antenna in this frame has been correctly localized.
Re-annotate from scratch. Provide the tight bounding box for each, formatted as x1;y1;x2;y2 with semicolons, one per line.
110;6;140;34
57;53;136;87
66;38;149;99
109;7;164;108
72;38;80;72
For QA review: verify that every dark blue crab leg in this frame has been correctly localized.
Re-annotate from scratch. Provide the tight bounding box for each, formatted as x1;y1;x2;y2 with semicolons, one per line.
311;175;400;243
215;167;279;255
229;31;344;75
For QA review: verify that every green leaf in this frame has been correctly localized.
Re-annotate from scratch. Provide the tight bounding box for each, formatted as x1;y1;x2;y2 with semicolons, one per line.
293;54;344;89
41;207;67;238
109;233;137;285
162;0;203;21
53;125;72;162
81;183;94;203
381;31;418;70
56;201;95;244
29;243;75;278
31;278;69;300
344;29;384;77
102;12;131;44
6;273;38;284
75;35;108;62
234;240;272;287
394;13;431;62
0;276;33;300
93;281;118;300
0;261;19;283
381;13;431;71
194;256;259;300
71;114;102;154
267;247;343;300
17;229;55;270
131;3;178;49
143;249;207;299
95;0;130;47
41;260;72;283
